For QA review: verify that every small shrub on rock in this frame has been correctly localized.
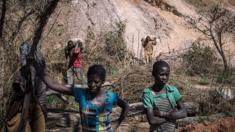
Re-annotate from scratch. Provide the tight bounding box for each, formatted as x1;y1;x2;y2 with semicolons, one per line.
182;40;217;75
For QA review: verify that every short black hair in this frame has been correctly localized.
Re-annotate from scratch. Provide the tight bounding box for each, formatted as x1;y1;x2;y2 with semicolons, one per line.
152;60;170;77
67;40;75;49
87;64;106;81
68;40;73;45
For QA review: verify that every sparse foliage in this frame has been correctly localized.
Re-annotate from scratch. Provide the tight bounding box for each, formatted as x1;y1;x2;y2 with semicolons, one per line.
104;22;127;61
0;0;60;129
82;21;134;75
184;0;207;11
182;40;217;75
186;5;235;73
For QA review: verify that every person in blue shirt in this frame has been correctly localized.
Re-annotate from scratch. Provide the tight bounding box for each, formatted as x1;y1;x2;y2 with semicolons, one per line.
34;52;129;132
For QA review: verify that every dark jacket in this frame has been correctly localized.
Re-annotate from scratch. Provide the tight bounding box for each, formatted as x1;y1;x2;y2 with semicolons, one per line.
6;65;47;121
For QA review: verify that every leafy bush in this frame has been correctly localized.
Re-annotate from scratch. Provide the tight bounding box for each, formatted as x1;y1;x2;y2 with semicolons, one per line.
83;21;135;75
182;40;217;75
197;116;205;123
216;70;234;84
199;77;209;85
198;88;235;115
104;22;127;61
48;95;63;106
184;0;207;10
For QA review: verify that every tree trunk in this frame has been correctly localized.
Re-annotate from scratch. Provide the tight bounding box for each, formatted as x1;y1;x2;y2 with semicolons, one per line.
210;27;229;73
0;0;6;38
0;46;4;100
221;50;229;72
218;31;229;73
31;0;60;54
112;101;200;117
0;44;5;130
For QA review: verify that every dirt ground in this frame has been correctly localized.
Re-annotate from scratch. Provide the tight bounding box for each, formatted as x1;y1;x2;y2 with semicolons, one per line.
117;117;235;132
177;117;235;132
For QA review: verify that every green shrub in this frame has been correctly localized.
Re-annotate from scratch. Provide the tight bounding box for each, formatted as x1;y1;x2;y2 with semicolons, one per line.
216;71;234;84
199;77;209;85
182;40;217;75
83;21;134;76
47;95;65;108
197;116;205;123
104;22;127;61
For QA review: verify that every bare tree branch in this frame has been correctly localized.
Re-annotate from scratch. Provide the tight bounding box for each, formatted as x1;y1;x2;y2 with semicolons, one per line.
30;0;60;54
186;5;235;72
8;10;35;44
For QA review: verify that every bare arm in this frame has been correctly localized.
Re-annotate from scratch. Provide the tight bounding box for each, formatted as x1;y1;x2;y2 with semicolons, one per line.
74;42;79;54
112;98;129;131
167;100;187;120
102;81;117;88
42;72;73;95
34;51;73;95
154;100;187;120
145;108;167;126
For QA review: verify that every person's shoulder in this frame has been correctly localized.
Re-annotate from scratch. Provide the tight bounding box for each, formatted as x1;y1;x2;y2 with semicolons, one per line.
105;90;119;103
105;89;117;96
143;87;152;93
166;84;179;92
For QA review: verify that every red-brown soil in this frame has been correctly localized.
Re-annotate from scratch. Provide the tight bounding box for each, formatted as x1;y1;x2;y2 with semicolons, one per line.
178;117;235;132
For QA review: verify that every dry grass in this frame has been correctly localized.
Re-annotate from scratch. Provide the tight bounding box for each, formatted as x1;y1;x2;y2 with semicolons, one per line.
111;65;152;103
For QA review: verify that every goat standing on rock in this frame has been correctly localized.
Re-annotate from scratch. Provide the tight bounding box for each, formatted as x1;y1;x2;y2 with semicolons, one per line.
141;36;157;64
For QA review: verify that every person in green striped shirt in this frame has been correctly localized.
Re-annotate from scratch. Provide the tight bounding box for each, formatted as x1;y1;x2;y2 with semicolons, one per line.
142;60;187;132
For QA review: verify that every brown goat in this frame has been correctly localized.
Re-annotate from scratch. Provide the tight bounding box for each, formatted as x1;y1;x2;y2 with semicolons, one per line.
141;36;157;64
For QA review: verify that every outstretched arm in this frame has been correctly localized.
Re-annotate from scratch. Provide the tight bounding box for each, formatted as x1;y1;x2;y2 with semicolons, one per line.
34;51;73;95
102;81;117;88
42;72;73;95
112;98;129;131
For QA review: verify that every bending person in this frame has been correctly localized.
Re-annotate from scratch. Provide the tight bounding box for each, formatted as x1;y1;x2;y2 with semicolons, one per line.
5;42;47;132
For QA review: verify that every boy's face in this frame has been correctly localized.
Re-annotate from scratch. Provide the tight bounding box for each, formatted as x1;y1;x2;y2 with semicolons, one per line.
87;74;104;95
154;66;170;85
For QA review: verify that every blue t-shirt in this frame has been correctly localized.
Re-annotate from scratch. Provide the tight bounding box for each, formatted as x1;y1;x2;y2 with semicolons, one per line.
73;87;119;132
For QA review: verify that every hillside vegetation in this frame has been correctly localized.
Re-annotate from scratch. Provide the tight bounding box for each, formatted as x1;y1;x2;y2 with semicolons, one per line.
0;0;235;131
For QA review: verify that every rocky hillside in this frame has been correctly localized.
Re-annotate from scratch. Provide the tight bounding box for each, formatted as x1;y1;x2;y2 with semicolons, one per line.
40;0;235;65
1;0;235;131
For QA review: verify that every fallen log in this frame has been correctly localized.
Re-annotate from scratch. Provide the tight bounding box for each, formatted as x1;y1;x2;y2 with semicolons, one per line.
184;102;200;116
111;101;200;120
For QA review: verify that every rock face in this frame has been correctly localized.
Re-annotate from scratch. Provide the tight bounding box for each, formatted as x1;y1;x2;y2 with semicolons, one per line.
41;0;235;63
48;0;170;58
41;0;199;59
67;0;121;39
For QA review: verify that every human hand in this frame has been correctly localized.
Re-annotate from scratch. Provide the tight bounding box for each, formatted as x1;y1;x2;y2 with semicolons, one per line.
154;110;171;118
